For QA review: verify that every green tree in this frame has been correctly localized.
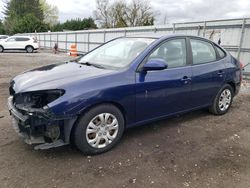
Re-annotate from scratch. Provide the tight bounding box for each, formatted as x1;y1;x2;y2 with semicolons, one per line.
3;0;47;34
40;0;59;29
0;20;6;34
52;18;97;31
13;13;48;33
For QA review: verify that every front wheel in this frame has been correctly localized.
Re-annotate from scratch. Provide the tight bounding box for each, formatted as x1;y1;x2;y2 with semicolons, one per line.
73;104;125;155
209;84;234;115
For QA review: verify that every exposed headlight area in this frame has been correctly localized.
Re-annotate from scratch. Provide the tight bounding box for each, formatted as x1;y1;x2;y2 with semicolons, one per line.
8;89;68;148
13;89;65;112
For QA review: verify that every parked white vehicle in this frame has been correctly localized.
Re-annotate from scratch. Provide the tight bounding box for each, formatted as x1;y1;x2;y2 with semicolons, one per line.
0;35;9;41
0;36;39;53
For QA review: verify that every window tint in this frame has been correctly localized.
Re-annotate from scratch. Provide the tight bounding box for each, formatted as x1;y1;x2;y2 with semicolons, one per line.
6;37;16;42
16;37;30;41
148;39;187;68
215;45;226;59
190;39;216;64
80;38;155;68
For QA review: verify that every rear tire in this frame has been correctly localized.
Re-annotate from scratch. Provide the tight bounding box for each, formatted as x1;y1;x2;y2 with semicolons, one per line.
209;84;234;115
0;46;4;53
26;46;34;53
74;104;125;155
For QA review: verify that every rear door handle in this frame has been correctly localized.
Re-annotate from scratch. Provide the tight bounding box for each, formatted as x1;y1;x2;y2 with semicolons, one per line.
217;70;225;77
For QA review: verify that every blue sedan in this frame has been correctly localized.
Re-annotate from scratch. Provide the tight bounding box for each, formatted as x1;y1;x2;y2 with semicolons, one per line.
8;34;242;154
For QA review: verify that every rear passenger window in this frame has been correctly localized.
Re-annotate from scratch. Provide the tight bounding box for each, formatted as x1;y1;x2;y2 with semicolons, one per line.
190;39;216;64
215;45;226;59
16;37;30;41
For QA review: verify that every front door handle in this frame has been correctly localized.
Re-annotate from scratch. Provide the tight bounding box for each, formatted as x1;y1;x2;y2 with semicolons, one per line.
181;76;191;84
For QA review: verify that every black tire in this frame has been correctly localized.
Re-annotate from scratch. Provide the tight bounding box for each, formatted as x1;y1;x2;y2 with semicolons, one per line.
74;104;125;155
209;84;234;115
0;46;4;53
26;46;34;53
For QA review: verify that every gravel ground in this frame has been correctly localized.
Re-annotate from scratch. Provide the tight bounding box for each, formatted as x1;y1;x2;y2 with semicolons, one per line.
0;52;250;188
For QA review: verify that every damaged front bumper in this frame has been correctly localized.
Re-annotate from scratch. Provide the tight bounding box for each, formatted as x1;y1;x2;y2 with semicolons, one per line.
7;97;77;150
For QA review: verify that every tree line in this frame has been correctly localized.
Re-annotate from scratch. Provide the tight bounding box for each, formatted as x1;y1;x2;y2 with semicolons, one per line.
0;0;154;35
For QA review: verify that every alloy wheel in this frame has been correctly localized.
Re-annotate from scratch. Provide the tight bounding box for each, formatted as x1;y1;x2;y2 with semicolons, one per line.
218;89;232;111
86;113;119;149
26;46;33;53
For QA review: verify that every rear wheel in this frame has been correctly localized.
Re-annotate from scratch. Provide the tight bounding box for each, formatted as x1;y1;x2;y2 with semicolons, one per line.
26;46;34;53
74;104;125;155
0;46;4;53
209;84;234;115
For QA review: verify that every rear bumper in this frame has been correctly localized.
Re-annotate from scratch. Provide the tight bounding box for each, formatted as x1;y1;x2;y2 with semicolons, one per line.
7;97;76;149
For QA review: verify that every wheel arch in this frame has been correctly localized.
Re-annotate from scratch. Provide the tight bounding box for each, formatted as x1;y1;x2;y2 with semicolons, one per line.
226;81;236;95
79;101;127;122
25;45;34;50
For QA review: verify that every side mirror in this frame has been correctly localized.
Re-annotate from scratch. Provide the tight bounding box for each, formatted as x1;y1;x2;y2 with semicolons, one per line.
142;58;168;71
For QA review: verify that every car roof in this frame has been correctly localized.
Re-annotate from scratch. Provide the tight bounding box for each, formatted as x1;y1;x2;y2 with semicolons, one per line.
125;33;208;41
12;36;32;38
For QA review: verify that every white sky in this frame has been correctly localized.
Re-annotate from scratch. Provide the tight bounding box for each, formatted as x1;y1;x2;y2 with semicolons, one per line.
46;0;96;22
1;0;250;24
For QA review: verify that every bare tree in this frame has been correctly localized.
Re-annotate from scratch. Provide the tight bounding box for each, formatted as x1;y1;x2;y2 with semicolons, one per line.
111;1;127;27
94;0;113;28
94;0;154;28
125;0;153;26
40;0;59;28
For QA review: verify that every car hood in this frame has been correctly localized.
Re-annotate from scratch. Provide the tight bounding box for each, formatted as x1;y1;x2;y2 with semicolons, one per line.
11;62;115;93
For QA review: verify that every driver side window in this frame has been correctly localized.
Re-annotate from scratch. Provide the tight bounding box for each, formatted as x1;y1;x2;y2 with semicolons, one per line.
148;39;187;68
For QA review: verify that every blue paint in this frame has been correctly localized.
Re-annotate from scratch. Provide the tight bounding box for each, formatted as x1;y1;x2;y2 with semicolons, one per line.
11;35;242;129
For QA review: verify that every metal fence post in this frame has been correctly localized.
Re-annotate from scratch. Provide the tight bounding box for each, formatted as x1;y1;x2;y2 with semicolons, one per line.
104;30;106;43
75;32;77;46
50;32;52;49
203;21;207;37
173;23;176;33
65;33;68;52
75;32;78;52
87;32;90;52
56;33;59;48
38;34;41;48
237;18;246;60
197;25;201;36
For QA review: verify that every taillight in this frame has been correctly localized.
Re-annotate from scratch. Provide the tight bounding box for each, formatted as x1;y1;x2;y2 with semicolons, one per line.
240;62;244;69
33;38;38;43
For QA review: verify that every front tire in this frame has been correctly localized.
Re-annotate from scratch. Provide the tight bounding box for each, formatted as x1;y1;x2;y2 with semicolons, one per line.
209;84;234;115
74;104;125;155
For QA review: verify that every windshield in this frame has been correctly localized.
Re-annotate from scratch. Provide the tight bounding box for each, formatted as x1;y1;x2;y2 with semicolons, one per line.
79;37;155;68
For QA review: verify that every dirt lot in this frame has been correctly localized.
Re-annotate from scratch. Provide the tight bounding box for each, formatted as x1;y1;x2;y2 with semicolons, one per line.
0;52;250;188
